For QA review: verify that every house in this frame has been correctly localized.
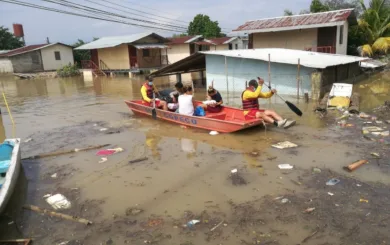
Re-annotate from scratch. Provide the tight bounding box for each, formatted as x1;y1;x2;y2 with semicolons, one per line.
75;32;170;75
0;43;74;73
151;48;368;101
231;9;357;55
167;35;204;64
207;37;245;51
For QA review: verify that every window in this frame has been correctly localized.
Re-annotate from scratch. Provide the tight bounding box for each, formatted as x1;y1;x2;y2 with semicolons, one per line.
235;44;238;49
142;49;150;57
54;51;61;60
228;43;233;50
339;25;344;45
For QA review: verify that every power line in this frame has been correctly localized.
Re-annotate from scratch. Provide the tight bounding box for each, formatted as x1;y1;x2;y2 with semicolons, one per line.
41;0;188;31
0;0;184;32
84;0;188;30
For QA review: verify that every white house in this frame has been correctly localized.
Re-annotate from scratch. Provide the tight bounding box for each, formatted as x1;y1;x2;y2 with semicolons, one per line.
0;43;74;73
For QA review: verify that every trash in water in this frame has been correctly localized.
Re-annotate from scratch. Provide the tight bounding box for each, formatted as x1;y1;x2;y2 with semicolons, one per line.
209;131;219;136
371;116;377;121
312;167;322;173
106;130;120;135
371;152;380;158
272;141;298;149
99;157;108;163
51;173;58;179
338;120;347;127
96;148;123;156
126;207;144;216
303;207;315;213
376;121;383;124
328;192;334;196
326;178;340;186
185;220;200;228
363;121;373;124
93;124;98;127
360;198;369;203
129;157;148;164
362;126;383;132
346;124;354;127
99;128;108;132
230;168;247;186
343;160;368;172
274;196;284;200
278;164;294;170
281;198;289;204
24;138;32;143
357;184;362;187
46;194;71;210
372;131;389;136
231;168;238;174
359;112;370;118
363;135;376;141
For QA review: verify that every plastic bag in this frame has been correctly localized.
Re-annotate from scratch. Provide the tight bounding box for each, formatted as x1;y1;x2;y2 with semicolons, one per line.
194;106;205;116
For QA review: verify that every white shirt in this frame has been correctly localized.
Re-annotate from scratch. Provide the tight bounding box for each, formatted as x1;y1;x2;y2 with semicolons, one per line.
178;94;194;116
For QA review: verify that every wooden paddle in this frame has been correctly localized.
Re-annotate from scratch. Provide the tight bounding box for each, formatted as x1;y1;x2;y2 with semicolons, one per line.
258;77;303;117
152;91;157;119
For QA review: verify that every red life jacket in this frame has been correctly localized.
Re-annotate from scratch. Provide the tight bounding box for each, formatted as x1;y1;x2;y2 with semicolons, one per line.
241;89;259;110
143;82;153;100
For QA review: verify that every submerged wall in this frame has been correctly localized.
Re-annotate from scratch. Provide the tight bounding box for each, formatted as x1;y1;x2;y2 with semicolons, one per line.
205;55;315;105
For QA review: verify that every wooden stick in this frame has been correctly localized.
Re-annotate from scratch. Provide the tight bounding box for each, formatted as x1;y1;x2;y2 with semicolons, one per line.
210;220;224;232
23;205;93;225
297;58;300;99
343;160;368;172
129;157;148;164
22;144;110;160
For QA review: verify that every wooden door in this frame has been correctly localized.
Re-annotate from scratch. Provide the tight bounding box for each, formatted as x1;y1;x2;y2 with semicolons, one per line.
128;45;137;68
317;27;337;53
91;49;99;67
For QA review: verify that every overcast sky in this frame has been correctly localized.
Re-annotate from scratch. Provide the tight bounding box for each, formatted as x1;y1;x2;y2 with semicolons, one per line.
0;0;350;45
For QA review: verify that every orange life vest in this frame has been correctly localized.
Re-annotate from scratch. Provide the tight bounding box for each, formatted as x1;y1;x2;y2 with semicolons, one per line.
241;89;259;110
143;82;153;100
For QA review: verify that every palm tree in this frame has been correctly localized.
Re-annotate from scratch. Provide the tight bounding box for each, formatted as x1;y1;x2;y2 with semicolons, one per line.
358;0;390;56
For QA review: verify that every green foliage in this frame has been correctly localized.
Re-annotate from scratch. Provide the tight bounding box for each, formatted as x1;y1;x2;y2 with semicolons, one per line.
72;39;91;68
172;33;188;37
310;0;330;12
284;9;294;16
57;63;80;77
0;26;24;50
187;14;224;38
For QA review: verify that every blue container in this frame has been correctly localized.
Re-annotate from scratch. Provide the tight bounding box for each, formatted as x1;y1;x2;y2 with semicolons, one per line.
0;141;13;174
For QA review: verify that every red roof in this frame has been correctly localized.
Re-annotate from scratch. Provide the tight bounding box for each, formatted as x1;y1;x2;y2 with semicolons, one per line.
0;44;47;57
233;9;355;33
194;41;215;46
168;36;199;44
210;37;234;45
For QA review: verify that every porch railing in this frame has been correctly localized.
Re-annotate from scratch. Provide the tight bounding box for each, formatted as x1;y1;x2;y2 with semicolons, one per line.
305;46;336;54
81;60;106;77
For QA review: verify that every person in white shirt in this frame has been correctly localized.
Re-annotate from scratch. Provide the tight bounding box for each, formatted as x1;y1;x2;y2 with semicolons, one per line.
178;85;196;116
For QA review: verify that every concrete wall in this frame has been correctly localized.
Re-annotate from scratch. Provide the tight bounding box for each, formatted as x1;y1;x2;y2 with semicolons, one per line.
253;29;318;50
136;48;162;68
41;44;74;71
9;50;44;73
0;58;13;73
98;44;130;70
335;22;349;55
167;44;190;64
205;54;315;105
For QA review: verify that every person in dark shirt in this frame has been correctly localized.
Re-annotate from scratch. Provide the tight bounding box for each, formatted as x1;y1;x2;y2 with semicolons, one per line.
201;86;223;113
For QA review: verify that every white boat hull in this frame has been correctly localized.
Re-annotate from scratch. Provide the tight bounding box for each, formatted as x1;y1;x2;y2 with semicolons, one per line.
0;138;21;214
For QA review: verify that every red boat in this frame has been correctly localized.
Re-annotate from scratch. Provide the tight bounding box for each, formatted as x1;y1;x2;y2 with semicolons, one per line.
124;100;264;133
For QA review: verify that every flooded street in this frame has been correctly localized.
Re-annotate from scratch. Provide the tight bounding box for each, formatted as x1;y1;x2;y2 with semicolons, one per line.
0;71;389;245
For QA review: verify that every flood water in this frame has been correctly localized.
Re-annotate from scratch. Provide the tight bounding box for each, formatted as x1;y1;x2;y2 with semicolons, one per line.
0;71;389;245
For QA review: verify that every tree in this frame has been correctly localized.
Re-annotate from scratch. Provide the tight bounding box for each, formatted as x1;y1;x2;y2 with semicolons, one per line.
187;14;224;38
324;0;363;15
73;39;91;67
310;0;330;12
284;9;294;16
357;0;390;56
172;33;188;38
0;26;24;50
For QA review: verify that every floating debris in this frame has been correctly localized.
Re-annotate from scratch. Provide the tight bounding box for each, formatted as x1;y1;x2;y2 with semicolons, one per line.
185;220;200;228
328;192;334;196
312;167;322;174
326;178;340;186
372;131;389;136
51;173;58;179
99;157;108;163
303;207;315;213
281;198;289;204
99;128;108;132
362;126;383;132
343;160;368;172
45;194;71;210
371;152;381;158
272;141;298;149
96;148;123;156
278;164;294;170
209;131;219;136
126;207;144;216
360;198;369;203
24;138;32;143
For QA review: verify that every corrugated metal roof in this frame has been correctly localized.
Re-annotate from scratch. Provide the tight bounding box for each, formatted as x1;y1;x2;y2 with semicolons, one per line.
134;44;169;49
201;48;367;69
0;43;72;57
75;32;168;50
168;35;202;44
232;9;355;34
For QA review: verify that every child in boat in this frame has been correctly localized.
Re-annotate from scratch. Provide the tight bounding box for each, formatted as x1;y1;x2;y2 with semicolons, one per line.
201;86;223;113
178;85;196;116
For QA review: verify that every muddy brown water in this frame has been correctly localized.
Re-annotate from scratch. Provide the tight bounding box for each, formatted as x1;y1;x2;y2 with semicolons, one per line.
0;71;389;245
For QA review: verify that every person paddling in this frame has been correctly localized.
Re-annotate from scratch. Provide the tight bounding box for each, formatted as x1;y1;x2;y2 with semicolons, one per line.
242;77;295;129
140;76;168;111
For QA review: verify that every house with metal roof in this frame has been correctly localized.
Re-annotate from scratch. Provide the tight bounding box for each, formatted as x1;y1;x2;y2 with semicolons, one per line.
0;43;74;73
151;48;368;101
75;32;170;75
231;9;357;55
